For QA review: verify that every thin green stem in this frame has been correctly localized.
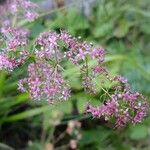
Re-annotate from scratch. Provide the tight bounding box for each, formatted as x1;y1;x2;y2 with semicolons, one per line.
95;81;112;99
85;57;89;76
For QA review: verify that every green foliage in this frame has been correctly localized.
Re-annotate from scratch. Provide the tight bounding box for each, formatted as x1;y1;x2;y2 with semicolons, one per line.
79;126;110;146
0;0;150;149
129;125;148;140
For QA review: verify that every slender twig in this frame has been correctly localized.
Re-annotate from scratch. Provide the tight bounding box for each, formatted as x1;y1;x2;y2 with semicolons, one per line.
54;131;66;144
85;57;89;76
95;81;112;99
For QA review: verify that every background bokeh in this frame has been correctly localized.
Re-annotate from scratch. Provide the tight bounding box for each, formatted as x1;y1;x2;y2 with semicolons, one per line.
0;0;150;149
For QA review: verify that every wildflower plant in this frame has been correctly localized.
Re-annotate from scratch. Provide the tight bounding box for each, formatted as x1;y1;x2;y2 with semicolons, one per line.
0;0;149;128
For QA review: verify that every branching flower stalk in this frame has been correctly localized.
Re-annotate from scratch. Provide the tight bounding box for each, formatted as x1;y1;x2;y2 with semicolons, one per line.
0;0;149;129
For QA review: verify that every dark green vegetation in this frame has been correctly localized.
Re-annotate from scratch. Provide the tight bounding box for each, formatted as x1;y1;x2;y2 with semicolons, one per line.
0;0;150;149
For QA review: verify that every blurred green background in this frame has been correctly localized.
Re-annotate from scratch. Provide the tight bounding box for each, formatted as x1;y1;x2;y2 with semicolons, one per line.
0;0;150;149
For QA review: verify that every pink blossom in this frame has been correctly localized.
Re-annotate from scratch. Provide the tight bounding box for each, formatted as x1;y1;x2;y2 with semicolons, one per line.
19;61;70;102
0;0;39;23
132;101;148;124
87;90;148;128
92;65;106;75
10;3;18;14
123;92;139;101
115;112;130;128
1;26;29;50
24;11;38;22
114;75;128;84
0;53;16;71
18;78;27;92
91;48;105;63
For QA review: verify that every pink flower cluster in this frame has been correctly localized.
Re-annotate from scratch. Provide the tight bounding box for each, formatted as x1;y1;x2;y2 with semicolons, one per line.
0;0;148;128
0;26;29;71
1;26;29;50
0;53;17;71
35;31;61;60
61;31;106;94
0;25;148;126
18;61;70;102
86;78;148;128
0;0;38;22
16;30;107;102
16;30;149;122
0;0;37;71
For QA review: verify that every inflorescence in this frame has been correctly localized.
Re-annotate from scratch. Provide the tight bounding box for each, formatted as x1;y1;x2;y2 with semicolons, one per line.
0;0;38;22
0;0;148;128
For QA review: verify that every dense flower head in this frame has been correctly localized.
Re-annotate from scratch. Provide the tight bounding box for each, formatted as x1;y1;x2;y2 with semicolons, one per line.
0;0;38;22
0;25;30;71
17;30;107;101
18;61;70;102
35;31;105;64
33;31;106;94
1;26;29;50
87;99;118;118
91;47;105;63
86;86;148;128
0;53;17;71
35;31;93;64
0;50;28;71
35;31;61;60
60;31;92;63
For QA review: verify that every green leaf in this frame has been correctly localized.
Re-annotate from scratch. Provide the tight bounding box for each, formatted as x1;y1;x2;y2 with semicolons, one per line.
0;94;28;114
80;126;110;145
71;92;100;113
30;23;45;38
94;23;113;38
140;23;150;35
3;100;72;122
0;71;6;97
129;125;148;140
113;19;132;38
4;106;50;122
